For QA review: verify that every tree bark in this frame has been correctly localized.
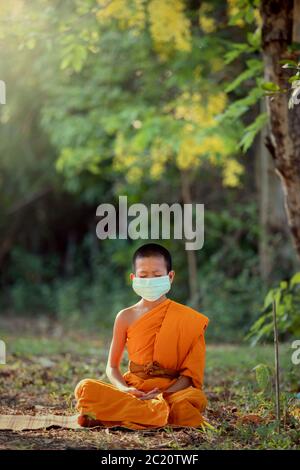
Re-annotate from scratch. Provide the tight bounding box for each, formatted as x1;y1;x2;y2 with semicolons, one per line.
260;0;300;261
255;98;294;281
256;99;272;281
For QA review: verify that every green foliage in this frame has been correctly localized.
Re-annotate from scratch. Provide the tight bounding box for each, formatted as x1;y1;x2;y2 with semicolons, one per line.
239;112;268;151
247;272;300;344
259;57;300;109
220;4;271;153
261;81;282;92
227;0;261;28
0;0;295;346
253;363;271;392
224;59;263;93
217;85;264;122
0;199;266;343
5;249;58;314
199;203;263;342
201;268;263;342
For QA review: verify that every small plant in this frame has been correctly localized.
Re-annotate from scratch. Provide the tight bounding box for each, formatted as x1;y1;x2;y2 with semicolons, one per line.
247;272;300;344
253;363;271;393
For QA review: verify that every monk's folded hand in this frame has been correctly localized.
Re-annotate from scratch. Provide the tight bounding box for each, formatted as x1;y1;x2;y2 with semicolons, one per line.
123;386;148;398
138;387;161;400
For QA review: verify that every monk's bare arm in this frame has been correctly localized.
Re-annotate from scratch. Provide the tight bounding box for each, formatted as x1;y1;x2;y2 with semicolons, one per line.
105;310;147;397
141;375;193;400
105;310;130;391
163;375;193;393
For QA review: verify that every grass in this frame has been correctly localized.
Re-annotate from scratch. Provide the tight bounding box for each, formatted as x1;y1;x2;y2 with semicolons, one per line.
0;317;299;450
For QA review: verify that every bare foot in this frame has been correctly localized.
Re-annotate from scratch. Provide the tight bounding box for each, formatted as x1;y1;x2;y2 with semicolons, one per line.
78;415;103;428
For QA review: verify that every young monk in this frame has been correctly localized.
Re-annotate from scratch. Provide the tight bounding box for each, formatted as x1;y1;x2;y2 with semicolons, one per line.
74;243;209;429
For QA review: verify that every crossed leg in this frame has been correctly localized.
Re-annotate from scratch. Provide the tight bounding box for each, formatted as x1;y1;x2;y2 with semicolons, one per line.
74;378;169;428
163;386;208;427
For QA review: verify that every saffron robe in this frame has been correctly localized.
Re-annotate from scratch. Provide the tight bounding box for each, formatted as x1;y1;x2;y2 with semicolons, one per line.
74;298;209;429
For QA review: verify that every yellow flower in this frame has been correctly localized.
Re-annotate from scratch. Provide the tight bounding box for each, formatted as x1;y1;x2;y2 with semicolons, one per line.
199;2;213;14
148;0;192;58
127;166;144;183
150;162;164;179
211;58;224;73
193;65;202;80
96;0;145;31
203;135;225;154
222;158;244;187
199;16;216;34
207;92;228;115
172;91;227;128
149;138;172;179
227;0;245;27
290;407;300;422
176;137;204;170
199;2;216;33
253;8;262;27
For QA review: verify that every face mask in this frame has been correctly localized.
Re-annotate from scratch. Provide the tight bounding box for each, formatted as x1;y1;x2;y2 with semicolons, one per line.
132;275;171;302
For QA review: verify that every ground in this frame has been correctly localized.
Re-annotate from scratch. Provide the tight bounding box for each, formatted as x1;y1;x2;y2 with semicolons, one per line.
0;316;299;450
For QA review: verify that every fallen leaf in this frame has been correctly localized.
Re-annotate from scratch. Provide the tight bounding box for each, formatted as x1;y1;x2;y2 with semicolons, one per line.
239;414;263;425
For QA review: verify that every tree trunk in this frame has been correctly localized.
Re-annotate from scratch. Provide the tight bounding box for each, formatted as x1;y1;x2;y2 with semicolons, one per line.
255;98;294;282
260;0;300;262
256;101;272;281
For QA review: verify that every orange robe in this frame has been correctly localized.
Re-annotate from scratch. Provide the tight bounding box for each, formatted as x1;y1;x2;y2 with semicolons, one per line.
74;298;209;429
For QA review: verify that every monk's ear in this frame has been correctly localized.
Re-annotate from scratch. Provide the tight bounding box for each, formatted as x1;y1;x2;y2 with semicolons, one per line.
169;271;175;283
129;272;135;280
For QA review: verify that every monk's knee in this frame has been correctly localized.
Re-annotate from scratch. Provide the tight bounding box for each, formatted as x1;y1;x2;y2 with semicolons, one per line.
165;387;208;412
74;378;94;400
187;388;208;412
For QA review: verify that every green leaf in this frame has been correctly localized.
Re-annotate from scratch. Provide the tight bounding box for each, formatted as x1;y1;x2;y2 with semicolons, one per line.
225;60;263;93
288;42;300;52
245;7;255;24
264;288;276;309
261;81;281;92
253;364;270;391
218;87;264;123
279;59;298;68
288;74;300;83
247;30;261;49
291;272;300;287
224;43;250;64
239;112;268;152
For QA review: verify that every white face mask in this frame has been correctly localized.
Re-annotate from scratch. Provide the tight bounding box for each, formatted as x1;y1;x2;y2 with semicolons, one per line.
132;275;171;302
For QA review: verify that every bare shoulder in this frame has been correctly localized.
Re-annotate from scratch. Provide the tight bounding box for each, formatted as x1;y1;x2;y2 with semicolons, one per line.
115;303;140;328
